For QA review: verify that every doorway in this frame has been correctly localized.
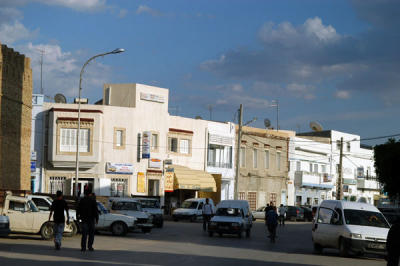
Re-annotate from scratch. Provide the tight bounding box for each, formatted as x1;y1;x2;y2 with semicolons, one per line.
72;178;94;197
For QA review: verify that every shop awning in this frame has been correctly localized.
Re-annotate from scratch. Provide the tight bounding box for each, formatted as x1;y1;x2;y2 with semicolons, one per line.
170;165;217;192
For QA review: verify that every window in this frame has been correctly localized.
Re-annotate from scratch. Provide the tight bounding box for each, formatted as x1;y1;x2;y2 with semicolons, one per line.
180;139;190;154
347;142;351;152
116;130;123;147
276;152;281;171
270;193;277;206
309;163;313;172
248;192;257;210
60;128;89;152
265;150;270;169
296;161;301;171
253;149;258;168
238;192;246;200
336;164;340;174
336;141;341;150
317;207;333;224
49;176;66;194
151;134;158;150
240;147;246;167
296;196;302;205
168;137;178;152
314;164;318;173
9;201;25;212
367;166;371;178
322;165;326;173
32;198;50;211
111;178;128;197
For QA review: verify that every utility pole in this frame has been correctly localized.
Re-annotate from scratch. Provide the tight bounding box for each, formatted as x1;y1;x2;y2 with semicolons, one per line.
38;49;45;94
234;104;243;200
336;137;344;200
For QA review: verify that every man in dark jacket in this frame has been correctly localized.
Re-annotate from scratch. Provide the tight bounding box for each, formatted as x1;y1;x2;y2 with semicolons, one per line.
77;188;99;252
49;191;69;250
386;218;400;266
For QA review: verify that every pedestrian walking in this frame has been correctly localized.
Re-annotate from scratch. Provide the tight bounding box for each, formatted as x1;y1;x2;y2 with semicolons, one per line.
264;202;273;222
266;206;278;243
386;218;400;266
278;204;286;226
202;198;213;231
77;188;99;252
48;190;69;250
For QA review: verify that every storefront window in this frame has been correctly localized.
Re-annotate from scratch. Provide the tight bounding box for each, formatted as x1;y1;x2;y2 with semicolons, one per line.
111;178;128;197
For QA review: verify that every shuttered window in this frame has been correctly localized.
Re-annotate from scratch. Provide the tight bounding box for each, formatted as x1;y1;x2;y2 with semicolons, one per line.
60;128;90;152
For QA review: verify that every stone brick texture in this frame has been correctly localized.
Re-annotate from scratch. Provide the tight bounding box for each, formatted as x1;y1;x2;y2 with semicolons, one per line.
0;42;33;190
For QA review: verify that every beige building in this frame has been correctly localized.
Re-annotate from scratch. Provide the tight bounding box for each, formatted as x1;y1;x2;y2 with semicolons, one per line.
238;126;295;210
0;43;32;190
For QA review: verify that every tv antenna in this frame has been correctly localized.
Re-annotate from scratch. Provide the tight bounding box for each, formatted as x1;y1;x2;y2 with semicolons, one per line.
54;93;67;103
264;118;271;128
310;121;323;132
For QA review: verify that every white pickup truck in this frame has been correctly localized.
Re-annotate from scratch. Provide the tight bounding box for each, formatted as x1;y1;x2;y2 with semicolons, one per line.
96;202;137;236
0;192;72;239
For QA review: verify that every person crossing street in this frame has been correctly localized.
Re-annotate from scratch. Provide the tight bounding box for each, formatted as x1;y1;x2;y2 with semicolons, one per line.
202;198;214;231
48;191;69;250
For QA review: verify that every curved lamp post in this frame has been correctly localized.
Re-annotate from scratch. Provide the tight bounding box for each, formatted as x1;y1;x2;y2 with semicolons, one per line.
74;48;125;197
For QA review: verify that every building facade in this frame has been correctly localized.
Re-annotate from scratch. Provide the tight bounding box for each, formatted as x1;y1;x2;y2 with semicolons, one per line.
31;94;45;192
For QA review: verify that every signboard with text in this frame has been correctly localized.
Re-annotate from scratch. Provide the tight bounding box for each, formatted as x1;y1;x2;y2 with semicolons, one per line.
137;172;146;193
142;131;151;159
164;171;174;192
148;158;162;169
106;162;133;175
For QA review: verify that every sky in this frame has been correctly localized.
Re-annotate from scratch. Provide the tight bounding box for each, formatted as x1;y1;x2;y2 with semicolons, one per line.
1;0;399;145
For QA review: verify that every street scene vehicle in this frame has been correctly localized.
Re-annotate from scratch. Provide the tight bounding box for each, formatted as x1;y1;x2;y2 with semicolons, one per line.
0;215;10;237
96;202;137;236
208;200;252;238
108;198;153;233
251;206;266;220
285;206;304;221
377;198;400;225
27;194;78;236
172;198;215;222
312;200;390;257
135;198;164;228
300;206;313;221
0;192;72;239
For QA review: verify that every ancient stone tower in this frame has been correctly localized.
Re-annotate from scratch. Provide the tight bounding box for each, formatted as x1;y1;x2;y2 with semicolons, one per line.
0;42;33;190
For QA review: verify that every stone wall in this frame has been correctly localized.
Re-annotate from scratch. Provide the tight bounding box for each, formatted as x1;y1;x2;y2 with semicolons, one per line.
0;42;33;190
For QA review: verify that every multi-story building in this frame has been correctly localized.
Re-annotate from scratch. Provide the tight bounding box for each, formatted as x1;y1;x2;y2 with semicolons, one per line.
237;126;294;210
31;94;45;192
297;130;380;205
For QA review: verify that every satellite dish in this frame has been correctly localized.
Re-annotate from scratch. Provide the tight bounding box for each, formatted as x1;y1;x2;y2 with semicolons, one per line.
54;93;67;103
310;121;323;132
264;118;271;128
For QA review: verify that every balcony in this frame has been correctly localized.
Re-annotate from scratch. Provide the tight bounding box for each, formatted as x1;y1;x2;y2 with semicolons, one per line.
357;178;380;190
294;171;333;190
207;161;232;169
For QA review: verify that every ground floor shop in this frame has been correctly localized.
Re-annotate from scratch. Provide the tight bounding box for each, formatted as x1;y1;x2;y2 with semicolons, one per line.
294;186;332;206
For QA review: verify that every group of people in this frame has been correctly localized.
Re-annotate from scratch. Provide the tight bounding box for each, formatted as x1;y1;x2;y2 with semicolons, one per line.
265;203;286;243
48;188;99;251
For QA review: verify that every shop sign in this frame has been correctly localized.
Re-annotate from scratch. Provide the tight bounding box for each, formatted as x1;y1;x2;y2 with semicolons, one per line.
30;161;36;172
142;131;151;159
137;172;146;193
164;172;174;192
356;167;364;179
140;92;165;103
164;159;173;165
106;162;133;174
149;158;162;169
31;151;37;161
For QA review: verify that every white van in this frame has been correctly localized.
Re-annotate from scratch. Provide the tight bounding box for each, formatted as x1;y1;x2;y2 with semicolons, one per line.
172;198;215;222
208;200;253;238
312;200;390;256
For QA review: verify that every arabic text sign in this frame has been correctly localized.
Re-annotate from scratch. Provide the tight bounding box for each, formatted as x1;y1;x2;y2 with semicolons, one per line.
137;172;146;193
142;131;151;159
164;172;174;192
106;162;133;174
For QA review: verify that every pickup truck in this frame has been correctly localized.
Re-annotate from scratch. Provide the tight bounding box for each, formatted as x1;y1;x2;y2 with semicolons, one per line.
27;194;78;236
0;191;72;239
96;202;137;236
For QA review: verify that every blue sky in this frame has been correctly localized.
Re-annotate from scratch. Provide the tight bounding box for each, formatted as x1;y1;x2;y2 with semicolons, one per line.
1;0;399;145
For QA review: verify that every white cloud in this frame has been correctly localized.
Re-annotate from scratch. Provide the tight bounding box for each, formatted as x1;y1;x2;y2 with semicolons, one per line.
136;5;162;17
36;0;107;11
335;90;351;99
0;21;37;44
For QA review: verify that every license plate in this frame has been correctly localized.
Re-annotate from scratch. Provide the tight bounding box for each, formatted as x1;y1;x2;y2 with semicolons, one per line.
368;242;385;249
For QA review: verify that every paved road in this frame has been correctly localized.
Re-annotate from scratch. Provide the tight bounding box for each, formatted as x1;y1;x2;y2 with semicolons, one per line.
0;221;385;266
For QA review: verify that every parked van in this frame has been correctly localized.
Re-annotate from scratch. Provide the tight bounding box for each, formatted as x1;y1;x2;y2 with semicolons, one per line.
312;200;390;257
208;200;253;238
172;198;215;222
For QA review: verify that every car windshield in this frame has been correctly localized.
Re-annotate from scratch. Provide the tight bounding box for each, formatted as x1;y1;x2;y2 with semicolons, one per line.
140;200;160;208
343;209;389;228
216;208;242;217
28;200;39;212
97;202;109;214
112;201;142;211
181;201;198;209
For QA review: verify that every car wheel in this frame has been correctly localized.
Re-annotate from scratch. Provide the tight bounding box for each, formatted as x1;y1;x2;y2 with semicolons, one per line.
339;237;349;257
313;243;323;254
40;222;54;240
111;222;128;236
64;222;78;237
246;229;251;238
208;231;213;237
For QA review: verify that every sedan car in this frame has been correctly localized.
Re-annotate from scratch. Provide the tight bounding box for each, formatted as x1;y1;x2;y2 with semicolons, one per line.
300;206;313;221
285;206;304;221
251;206;266;220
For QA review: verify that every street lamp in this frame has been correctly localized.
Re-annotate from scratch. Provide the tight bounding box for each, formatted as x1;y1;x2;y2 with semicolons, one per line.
74;48;125;197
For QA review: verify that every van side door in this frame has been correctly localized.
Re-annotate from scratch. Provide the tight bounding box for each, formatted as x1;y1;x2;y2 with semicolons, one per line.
313;207;335;247
7;200;34;232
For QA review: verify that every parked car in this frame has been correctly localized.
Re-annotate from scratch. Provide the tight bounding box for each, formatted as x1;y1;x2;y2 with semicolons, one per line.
251;206;266;220
312;200;390;257
0;216;10;237
208;200;253;238
96;202;137;236
108;198;153;233
172;198;215;222
27;194;78;236
300;206;313;221
285;206;304;221
0;191;72;239
136;198;163;228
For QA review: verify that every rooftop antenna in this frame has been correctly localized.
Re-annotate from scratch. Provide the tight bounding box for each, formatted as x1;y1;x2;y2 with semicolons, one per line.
54;93;67;104
37;48;45;94
264;118;271;129
310;121;323;132
207;104;214;120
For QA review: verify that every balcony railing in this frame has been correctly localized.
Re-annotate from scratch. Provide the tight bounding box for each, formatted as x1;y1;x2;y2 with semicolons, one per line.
207;161;232;169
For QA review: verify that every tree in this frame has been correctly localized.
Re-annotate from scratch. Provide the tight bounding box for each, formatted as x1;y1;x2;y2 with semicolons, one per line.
374;138;400;199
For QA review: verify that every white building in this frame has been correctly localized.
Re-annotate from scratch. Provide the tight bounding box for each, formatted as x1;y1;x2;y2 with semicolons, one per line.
31;94;45;192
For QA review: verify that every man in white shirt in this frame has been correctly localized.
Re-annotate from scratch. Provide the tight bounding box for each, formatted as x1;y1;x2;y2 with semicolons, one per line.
278;204;286;226
202;198;213;231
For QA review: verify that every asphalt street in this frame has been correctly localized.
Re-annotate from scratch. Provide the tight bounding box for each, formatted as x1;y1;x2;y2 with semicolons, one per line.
0;221;385;266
